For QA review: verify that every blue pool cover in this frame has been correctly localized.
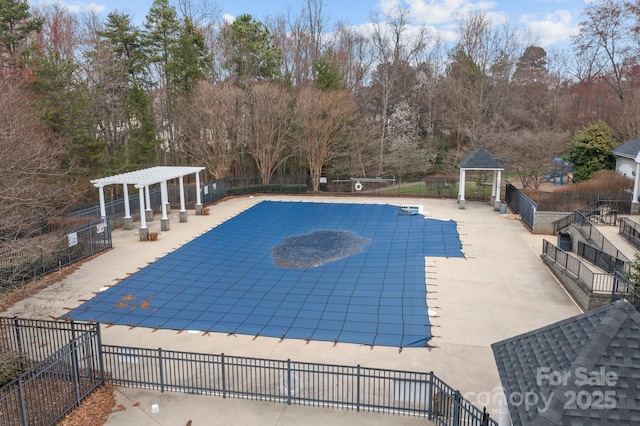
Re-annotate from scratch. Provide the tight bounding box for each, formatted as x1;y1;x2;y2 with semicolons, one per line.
65;201;464;347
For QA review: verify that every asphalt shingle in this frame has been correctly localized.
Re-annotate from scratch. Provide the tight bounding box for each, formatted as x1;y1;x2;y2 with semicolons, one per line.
491;299;640;425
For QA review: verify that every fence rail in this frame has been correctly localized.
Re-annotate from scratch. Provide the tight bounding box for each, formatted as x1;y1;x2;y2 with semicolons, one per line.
542;240;614;294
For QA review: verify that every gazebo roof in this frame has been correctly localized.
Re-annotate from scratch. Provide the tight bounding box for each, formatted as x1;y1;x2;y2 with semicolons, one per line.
91;166;205;189
458;147;503;170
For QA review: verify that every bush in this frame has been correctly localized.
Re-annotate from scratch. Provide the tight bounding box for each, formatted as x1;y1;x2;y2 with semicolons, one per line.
568;170;633;193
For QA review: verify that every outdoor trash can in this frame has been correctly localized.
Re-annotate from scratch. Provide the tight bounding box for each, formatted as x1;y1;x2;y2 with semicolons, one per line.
558;230;571;251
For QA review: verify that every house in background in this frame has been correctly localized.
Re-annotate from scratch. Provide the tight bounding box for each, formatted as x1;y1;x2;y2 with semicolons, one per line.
492;299;640;425
611;138;640;214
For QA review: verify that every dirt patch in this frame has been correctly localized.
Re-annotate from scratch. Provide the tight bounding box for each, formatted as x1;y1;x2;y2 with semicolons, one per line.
58;384;120;426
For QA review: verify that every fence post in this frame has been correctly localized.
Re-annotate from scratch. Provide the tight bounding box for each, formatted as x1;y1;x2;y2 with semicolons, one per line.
70;321;81;404
221;353;226;399
97;325;106;385
18;375;28;426
453;390;461;426
427;372;434;420
13;317;25;372
356;364;361;412
159;348;164;393
286;359;292;405
71;336;81;407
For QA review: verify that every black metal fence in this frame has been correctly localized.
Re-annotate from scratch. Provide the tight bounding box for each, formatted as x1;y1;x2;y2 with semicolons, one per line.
0;220;112;292
619;217;640;252
610;271;640;309
101;344;496;425
573;212;630;264
0;318;497;425
577;241;629;274
0;319;103;426
505;183;536;228
542;240;615;293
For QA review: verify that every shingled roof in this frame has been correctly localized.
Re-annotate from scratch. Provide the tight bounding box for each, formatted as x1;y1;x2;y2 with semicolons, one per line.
612;138;640;160
492;299;640;425
458;147;503;170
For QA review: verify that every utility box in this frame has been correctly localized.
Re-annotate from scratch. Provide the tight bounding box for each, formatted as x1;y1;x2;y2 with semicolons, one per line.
558;230;572;251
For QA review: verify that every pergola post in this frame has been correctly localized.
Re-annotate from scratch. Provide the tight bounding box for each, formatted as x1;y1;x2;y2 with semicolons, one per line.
160;181;170;231
179;176;188;223
98;185;107;222
195;171;203;215
138;186;149;241
123;184;133;230
145;185;153;221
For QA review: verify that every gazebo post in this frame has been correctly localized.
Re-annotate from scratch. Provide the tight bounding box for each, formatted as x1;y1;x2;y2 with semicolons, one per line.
137;186;149;241
179;176;188;223
195;171;203;215
145;185;153;222
160;180;170;231
123;184;133;230
493;169;502;211
458;168;466;209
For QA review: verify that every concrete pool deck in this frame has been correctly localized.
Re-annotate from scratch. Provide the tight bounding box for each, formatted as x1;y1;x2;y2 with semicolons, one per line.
2;195;582;425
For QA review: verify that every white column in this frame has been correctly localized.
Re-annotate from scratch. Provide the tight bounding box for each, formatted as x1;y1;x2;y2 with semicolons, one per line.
138;187;147;229
195;172;202;207
498;389;512;426
179;176;186;212
491;171;497;199
161;181;168;220
495;170;502;203
123;184;131;218
634;163;640;203
145;185;151;211
98;185;106;219
459;169;466;201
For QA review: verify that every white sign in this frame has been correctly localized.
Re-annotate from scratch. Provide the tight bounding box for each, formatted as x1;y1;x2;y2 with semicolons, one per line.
68;232;78;247
96;223;104;234
204;186;209;195
320;176;327;184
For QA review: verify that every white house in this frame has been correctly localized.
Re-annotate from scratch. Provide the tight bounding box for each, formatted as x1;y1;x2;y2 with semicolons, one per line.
611;138;640;214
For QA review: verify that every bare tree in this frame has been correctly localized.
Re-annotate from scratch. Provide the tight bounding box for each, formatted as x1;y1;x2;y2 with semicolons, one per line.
296;85;356;191
245;82;296;183
369;6;428;175
178;81;241;179
0;75;77;243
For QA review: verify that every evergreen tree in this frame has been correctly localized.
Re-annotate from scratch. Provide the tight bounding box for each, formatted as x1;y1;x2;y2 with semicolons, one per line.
0;0;43;67
168;17;209;94
221;14;282;84
566;120;617;182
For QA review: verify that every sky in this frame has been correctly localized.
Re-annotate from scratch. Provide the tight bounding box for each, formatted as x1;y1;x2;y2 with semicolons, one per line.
34;0;591;48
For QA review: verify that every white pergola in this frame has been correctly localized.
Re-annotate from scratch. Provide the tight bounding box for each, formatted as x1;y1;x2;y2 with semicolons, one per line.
91;166;205;239
457;147;505;210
